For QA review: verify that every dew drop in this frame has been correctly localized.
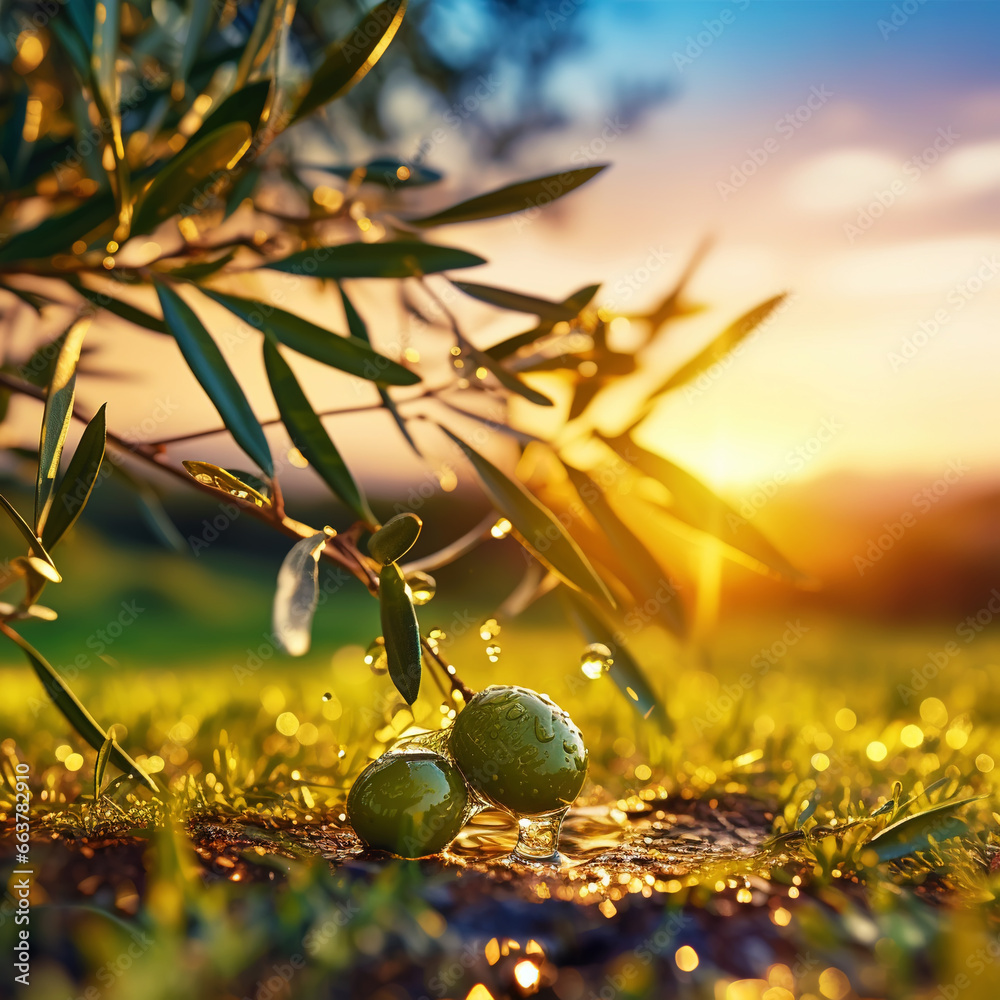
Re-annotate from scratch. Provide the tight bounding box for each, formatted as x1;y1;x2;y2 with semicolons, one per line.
580;642;614;680
405;571;436;606
534;718;556;743
479;617;502;640
364;637;388;676
490;518;512;539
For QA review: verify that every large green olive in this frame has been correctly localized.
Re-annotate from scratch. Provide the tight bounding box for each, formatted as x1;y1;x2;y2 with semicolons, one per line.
347;751;469;858
450;685;588;816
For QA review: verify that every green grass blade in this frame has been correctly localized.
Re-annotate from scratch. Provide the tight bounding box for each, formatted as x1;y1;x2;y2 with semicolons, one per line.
409;166;607;227
35;318;88;533
265;240;486;278
293;0;407;121
1;624;157;792
440;426;613;607
204;288;419;385
41;402;107;550
94;733;114;800
867;796;986;862
263;341;372;521
155;279;273;476
379;562;421;704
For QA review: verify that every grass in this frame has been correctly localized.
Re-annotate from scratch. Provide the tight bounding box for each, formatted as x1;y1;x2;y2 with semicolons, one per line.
2;531;999;999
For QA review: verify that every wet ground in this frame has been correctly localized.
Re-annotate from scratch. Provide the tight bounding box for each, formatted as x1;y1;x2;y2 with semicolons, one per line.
4;791;955;1000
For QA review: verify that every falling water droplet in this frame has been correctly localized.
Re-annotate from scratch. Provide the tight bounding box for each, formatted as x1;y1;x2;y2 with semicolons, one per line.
364;637;388;675
513;808;568;863
479;617;501;640
580;642;614;680
490;518;512;539
405;571;436;606
485;643;501;663
322;692;332;702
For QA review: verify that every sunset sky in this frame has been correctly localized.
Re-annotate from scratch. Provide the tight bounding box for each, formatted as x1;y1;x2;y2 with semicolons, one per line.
438;0;1000;492
15;0;996;505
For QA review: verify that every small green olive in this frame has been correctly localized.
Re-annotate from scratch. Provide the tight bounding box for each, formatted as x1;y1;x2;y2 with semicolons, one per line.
450;685;588;816
347;751;469;858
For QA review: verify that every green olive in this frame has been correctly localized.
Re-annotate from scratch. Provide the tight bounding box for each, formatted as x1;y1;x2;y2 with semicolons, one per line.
450;685;588;816
347;751;469;858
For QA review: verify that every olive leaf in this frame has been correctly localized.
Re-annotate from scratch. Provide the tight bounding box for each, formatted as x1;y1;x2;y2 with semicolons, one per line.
1;624;157;792
190;79;272;145
338;283;421;455
409;165;607;227
320;157;443;187
203;289;419;386
604;434;804;582
273;532;329;657
73;281;167;334
486;283;600;361
565;464;686;638
179;0;221;86
561;589;669;728
440;427;613;607
155;280;273;477
0;191;115;263
368;513;422;565
266;240;485;279
182;461;272;508
41;403;107;550
0;493;59;575
294;0;408;121
91;0;130;235
867;795;985;863
379;561;422;704
262;341;374;522
451;281;577;321
132;123;252;235
637;294;788;415
35;318;89;534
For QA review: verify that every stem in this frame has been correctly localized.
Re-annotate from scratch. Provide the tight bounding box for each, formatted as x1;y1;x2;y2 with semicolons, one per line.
0;372;479;697
144;383;450;448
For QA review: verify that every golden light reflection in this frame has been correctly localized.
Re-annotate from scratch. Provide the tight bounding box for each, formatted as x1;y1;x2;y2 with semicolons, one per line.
513;959;540;991
675;945;699;971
